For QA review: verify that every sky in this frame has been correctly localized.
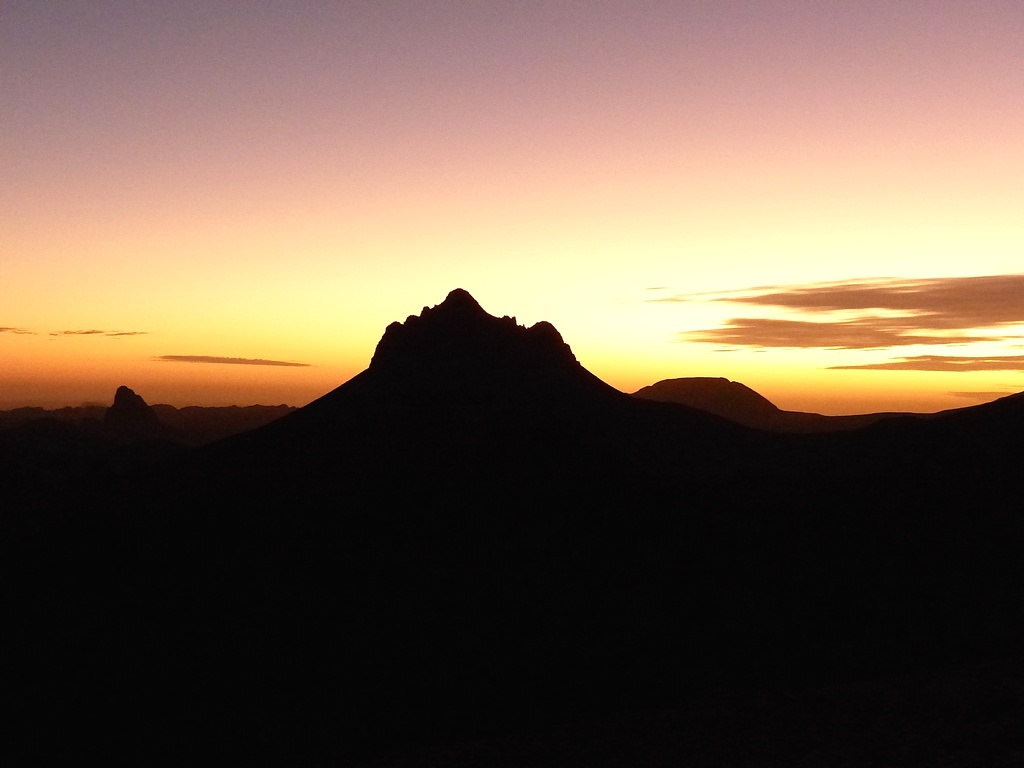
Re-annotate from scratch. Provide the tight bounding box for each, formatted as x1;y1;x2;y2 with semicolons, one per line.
3;1;1022;414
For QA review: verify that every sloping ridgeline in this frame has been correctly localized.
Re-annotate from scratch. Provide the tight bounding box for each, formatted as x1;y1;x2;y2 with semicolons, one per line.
4;289;1023;762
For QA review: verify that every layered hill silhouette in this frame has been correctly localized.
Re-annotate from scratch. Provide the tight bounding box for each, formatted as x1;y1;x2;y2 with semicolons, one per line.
632;376;907;431
5;289;1024;763
0;387;293;445
0;386;295;503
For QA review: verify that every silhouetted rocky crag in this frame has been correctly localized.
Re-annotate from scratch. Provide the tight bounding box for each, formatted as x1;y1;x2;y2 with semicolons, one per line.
103;385;168;441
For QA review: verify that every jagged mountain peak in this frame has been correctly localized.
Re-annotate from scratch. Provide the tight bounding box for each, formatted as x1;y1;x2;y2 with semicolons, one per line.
431;287;486;316
368;289;579;381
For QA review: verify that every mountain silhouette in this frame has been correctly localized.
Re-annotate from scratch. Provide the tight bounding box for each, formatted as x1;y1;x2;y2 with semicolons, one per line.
102;384;165;439
633;376;781;424
301;287;625;412
235;288;744;494
5;289;1024;763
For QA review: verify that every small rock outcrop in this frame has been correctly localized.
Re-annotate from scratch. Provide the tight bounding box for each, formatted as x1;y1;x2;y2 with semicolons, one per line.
103;385;165;439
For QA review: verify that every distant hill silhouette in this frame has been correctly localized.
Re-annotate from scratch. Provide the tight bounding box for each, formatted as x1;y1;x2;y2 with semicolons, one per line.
633;376;908;431
103;385;167;441
4;289;1024;763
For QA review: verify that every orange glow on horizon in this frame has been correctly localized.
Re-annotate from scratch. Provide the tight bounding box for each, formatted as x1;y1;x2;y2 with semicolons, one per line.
3;4;1022;413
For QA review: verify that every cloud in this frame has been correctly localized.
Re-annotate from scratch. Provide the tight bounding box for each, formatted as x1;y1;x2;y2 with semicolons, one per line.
829;355;1024;372
683;317;1001;350
667;274;1024;350
51;329;149;337
157;355;311;367
0;326;34;335
720;274;1024;329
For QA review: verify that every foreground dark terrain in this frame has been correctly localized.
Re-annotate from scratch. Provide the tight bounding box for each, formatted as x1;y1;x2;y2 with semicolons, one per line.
4;289;1023;764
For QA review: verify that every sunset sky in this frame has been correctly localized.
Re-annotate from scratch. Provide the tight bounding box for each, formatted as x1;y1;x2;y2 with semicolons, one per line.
3;1;1022;413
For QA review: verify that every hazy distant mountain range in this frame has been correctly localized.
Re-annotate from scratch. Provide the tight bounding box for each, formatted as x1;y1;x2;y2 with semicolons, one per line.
4;289;1023;764
0;387;294;445
0;387;295;492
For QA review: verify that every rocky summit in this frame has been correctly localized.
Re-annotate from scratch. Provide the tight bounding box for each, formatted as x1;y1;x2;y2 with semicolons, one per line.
367;288;583;394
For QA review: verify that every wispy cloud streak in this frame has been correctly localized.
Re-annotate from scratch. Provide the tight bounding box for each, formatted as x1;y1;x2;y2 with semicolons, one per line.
52;329;149;337
683;317;1000;350
830;355;1024;372
157;355;311;367
0;326;35;335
